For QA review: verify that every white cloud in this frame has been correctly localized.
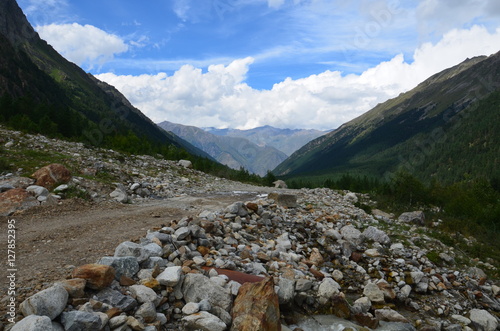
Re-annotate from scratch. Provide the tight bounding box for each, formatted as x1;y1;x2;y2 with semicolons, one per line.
36;23;129;70
96;26;500;130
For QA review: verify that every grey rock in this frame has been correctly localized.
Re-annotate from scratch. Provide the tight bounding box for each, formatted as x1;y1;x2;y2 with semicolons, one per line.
362;226;391;245
94;288;138;312
363;282;384;304
135;301;157;323
129;285;158;304
174;227;190;240
340;224;362;244
20;284;68;320
398;211;425;226
109;315;128;329
156;266;182;286
110;185;128;203
182;311;226;331
199;299;212;311
114;241;150;263
60;311;101;331
98;256;139;279
53;184;69;193
182;273;232;311
344;192;358;203
0;183;15;192
295;279;313;292
318;278;340;299
10;315;53;331
469;309;498;331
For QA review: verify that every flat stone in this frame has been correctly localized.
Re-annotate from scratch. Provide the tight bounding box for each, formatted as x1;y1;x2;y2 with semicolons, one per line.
20;284;68;320
174;227;190;240
375;308;408;323
182;302;200;315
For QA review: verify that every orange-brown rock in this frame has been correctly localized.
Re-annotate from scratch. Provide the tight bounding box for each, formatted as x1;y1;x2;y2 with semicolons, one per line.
309;267;325;280
119;275;136;286
231;277;281;331
197;246;210;256
0;188;38;216
309;248;324;267
72;264;115;290
245;202;259;213
31;163;71;190
202;267;265;285
58;278;87;298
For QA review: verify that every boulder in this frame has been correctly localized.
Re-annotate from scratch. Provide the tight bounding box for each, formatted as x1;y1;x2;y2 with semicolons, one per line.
398;211;425;226
182;273;232;312
20;284;68;320
182;311;226;331
318;277;341;300
0;188;38;216
110;186;128;203
98;256;140;280
10;315;53;331
375;308;409;323
231;277;281;331
340;225;362;244
178;159;193;168
362;226;391;245
31;163;71;190
469;309;498;331
268;192;297;208
72;264;115;290
60;311;101;331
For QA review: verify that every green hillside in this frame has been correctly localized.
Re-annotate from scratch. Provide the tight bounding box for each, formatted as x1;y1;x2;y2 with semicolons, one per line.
0;0;212;161
274;52;500;185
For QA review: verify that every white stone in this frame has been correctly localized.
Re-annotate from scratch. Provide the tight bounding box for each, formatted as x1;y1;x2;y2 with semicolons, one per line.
363;282;384;304
182;302;200;315
26;185;49;197
156;266;182;287
318;278;340;298
129;285;158;304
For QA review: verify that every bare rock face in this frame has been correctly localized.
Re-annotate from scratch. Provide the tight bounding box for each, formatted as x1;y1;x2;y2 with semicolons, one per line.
0;187;38;216
231;277;281;331
31;163;71;190
72;264;115;290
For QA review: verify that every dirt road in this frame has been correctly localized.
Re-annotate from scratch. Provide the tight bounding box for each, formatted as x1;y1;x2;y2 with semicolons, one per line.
0;188;269;319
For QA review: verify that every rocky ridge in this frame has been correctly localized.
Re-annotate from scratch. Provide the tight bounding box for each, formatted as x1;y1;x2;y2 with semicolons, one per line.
1;127;499;330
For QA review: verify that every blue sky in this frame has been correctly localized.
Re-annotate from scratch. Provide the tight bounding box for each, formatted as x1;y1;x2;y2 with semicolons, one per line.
17;0;500;130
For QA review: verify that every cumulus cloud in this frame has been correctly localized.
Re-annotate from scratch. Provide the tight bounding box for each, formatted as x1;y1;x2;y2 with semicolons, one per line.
96;26;500;130
36;23;129;69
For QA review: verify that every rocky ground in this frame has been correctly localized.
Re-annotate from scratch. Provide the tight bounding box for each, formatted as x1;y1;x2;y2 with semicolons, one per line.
0;127;499;331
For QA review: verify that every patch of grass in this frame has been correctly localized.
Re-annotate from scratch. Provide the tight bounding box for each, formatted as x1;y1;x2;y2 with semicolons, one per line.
63;186;91;200
426;250;440;264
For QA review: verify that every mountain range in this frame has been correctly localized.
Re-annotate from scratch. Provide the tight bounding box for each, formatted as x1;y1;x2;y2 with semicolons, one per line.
274;52;500;184
158;121;289;175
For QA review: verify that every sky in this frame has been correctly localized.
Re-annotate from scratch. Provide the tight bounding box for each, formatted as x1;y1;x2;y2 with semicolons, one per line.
17;0;500;130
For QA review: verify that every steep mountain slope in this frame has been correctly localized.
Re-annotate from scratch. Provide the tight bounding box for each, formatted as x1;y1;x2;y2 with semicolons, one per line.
0;0;211;160
158;121;287;175
274;52;500;184
205;125;325;156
